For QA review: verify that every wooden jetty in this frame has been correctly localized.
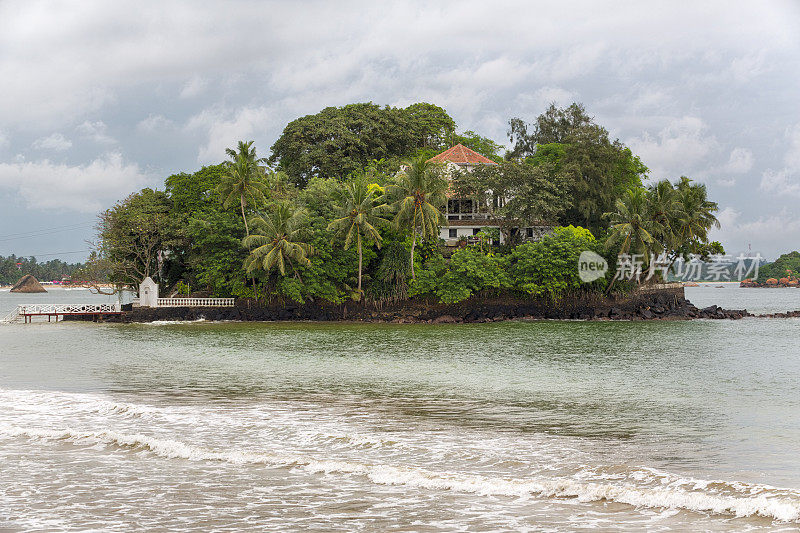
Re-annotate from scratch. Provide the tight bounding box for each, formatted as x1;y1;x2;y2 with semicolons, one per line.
3;303;123;323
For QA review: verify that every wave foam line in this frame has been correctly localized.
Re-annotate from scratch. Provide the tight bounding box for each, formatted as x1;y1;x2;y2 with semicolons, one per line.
0;389;199;423
2;425;799;522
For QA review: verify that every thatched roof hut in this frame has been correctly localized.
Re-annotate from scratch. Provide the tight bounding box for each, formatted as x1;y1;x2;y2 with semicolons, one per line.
10;274;47;293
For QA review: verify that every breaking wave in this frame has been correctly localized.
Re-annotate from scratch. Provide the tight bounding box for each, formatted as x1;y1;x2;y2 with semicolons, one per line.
2;424;799;523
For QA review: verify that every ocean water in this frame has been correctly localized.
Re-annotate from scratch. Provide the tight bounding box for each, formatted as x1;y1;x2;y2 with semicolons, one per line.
1;285;799;531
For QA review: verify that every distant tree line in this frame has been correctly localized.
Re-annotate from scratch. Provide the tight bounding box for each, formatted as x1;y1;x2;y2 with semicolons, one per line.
0;255;85;285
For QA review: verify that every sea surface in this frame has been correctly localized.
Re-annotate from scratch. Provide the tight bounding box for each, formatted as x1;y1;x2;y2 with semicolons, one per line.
1;285;799;531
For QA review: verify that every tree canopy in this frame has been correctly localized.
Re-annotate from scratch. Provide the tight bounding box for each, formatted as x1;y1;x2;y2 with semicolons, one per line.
507;103;648;232
269;102;456;186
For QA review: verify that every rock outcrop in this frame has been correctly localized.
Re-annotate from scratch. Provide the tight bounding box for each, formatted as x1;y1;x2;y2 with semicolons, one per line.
10;274;47;293
74;286;757;324
741;277;799;288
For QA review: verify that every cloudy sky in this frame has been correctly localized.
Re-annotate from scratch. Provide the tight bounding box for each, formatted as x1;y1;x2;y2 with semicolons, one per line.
1;1;798;260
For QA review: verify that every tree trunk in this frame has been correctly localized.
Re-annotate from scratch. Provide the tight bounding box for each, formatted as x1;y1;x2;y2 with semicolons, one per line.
410;203;419;280
410;228;417;280
239;194;258;296
241;195;249;236
357;234;363;299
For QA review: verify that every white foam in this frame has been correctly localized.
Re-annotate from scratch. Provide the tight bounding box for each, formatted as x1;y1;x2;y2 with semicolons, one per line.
2;424;798;523
140;319;209;326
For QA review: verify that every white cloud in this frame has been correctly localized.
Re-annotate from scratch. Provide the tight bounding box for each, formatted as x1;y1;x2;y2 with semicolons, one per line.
728;52;769;83
714;147;754;186
712;208;800;260
180;75;207;99
759;124;800;197
0;129;8;148
0;153;151;212
0;1;795;128
723;147;754;174
716;206;739;229
185;105;274;164
515;86;576;115
782;124;800;172
76;120;116;144
760;169;800;197
136;114;174;132
32;132;72;152
627;116;719;178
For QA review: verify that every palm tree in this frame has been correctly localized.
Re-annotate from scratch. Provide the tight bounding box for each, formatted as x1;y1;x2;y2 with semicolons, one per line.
647;179;679;254
243;202;313;278
327;176;388;298
673;177;720;251
389;157;448;279
217;140;268;236
604;188;658;286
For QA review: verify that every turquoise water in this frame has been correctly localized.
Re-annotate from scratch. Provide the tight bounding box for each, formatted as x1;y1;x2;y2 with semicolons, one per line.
1;286;799;530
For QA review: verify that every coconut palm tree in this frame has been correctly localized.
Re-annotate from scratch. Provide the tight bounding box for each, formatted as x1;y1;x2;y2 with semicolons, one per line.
327;176;388;298
217;140;268;236
389;157;448;279
243;202;313;278
605;188;658;256
673;177;720;250
604;188;659;288
647;179;680;254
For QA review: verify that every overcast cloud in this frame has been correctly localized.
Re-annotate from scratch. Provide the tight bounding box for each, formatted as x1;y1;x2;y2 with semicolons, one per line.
0;0;798;260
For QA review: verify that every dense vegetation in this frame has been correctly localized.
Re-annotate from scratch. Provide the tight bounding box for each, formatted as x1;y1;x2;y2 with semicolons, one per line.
0;255;85;285
757;251;800;282
86;102;723;304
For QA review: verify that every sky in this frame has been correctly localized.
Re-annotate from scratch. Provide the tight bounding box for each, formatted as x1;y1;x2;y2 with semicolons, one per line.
0;1;799;261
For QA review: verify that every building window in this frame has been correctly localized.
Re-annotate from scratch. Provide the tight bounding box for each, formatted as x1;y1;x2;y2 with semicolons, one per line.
473;228;481;236
449;228;457;238
526;227;533;238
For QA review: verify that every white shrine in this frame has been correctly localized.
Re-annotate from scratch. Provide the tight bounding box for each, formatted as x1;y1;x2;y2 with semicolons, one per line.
139;277;159;307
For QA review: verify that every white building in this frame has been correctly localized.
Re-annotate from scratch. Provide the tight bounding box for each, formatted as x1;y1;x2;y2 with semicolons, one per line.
427;144;552;246
138;277;159;307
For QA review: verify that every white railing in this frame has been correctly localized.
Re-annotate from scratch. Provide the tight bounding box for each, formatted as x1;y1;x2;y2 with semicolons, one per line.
1;308;21;323
156;298;235;307
17;303;121;315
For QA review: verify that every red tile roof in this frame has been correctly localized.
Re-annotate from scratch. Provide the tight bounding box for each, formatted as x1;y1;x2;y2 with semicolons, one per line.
427;144;498;166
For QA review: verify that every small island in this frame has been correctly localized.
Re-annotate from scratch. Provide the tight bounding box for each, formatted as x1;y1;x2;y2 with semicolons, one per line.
69;102;731;321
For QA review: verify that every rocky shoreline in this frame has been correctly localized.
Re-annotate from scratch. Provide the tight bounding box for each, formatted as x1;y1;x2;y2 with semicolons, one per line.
740;277;799;288
63;286;766;324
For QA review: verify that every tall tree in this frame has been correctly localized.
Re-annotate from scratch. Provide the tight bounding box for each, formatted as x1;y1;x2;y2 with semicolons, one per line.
646;179;680;255
243;202;314;279
452;160;572;244
507;103;594;156
604;188;658;264
269;102;457;186
453;130;505;162
96;188;176;287
404;102;457;150
506;103;647;232
217;140;268;236
671;177;720;258
389;157;448;279
327;176;388;298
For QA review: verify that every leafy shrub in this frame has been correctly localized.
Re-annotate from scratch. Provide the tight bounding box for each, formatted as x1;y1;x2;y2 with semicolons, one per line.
508;225;606;299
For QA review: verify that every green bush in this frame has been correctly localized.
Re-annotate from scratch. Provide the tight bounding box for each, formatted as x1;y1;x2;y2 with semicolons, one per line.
411;225;606;304
508;225;605;299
